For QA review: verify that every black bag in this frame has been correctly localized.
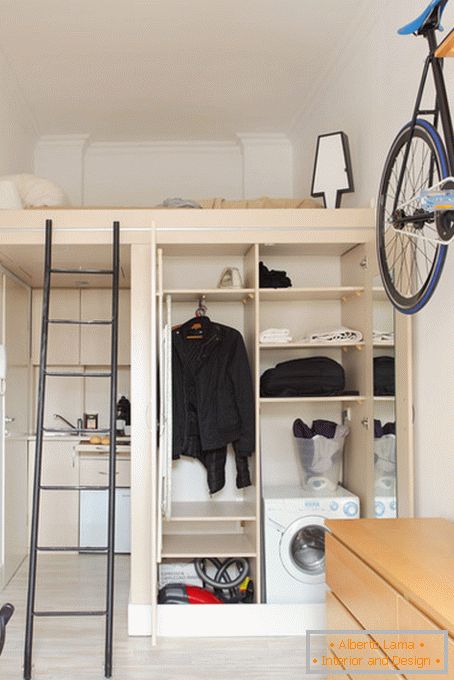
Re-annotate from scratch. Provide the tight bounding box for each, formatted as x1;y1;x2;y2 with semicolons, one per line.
260;357;346;397
374;356;395;396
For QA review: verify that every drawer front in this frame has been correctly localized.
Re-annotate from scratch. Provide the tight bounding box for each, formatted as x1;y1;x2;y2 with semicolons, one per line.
398;598;454;679
327;592;403;680
79;458;130;487
326;534;399;634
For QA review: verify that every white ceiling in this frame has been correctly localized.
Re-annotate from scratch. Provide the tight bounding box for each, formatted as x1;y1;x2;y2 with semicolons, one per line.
0;0;367;141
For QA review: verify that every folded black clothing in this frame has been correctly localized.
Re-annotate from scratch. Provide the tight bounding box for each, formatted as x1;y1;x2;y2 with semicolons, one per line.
261;357;346;397
374;419;396;438
374;356;395;395
259;261;292;288
293;418;338;439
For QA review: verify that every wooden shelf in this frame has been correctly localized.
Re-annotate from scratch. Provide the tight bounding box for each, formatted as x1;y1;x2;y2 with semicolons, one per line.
260;341;365;350
167;501;256;522
160;288;255;302
373;286;388;301
161;533;256;558
374;396;395;402
259;286;364;301
260;395;365;404
373;341;394;348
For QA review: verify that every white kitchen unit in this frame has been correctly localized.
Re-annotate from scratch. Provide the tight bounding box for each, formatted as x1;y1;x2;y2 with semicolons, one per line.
80;488;131;553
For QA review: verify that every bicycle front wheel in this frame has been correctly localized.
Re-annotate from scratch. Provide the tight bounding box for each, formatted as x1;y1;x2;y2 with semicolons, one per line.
377;119;448;314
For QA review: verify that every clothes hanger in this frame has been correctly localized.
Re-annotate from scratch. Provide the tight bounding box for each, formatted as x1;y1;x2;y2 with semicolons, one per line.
186;296;208;339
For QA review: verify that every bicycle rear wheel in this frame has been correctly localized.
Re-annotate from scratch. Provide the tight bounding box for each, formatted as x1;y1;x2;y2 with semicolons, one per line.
377;119;448;314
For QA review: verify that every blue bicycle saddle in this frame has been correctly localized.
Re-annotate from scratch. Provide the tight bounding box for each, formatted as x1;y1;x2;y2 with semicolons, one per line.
398;0;447;35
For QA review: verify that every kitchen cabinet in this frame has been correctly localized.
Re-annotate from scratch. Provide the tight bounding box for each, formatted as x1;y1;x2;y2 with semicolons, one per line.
80;289;130;365
31;289;80;365
28;439;80;548
31;288;130;366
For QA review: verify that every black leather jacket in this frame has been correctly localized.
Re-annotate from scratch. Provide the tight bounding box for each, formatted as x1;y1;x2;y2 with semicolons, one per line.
172;317;255;492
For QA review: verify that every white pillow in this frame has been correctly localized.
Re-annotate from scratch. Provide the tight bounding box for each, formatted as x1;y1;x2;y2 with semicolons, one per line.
0;174;69;208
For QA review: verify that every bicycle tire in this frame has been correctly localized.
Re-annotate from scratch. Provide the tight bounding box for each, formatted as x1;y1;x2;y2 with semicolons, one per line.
377;119;448;314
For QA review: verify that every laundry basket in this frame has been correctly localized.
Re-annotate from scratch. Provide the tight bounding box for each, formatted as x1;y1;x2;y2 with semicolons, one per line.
294;424;349;492
374;434;396;493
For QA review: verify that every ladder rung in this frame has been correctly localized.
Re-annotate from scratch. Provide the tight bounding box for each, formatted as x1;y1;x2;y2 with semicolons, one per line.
37;546;108;553
33;610;107;618
50;268;113;275
43;427;111;435
45;370;112;378
49;319;113;326
40;485;109;491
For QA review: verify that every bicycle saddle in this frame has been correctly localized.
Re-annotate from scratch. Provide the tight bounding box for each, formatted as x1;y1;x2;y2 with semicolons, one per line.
398;0;448;35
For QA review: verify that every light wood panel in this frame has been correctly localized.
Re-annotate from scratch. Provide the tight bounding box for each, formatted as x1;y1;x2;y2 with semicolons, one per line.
326;518;454;637
161;288;254;302
325;533;399;637
398;598;453;679
435;28;454;58
168;501;256;521
259;286;364;301
161;533;256;558
326;592;403;680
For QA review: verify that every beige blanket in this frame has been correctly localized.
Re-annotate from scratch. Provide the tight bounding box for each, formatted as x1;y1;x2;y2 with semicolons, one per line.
198;196;322;209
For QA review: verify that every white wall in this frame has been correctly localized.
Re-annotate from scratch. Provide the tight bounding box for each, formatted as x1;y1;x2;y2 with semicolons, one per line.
34;134;294;206
291;0;454;519
0;51;36;174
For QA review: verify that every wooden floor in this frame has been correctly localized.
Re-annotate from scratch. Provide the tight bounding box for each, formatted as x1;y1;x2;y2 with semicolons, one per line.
1;556;326;679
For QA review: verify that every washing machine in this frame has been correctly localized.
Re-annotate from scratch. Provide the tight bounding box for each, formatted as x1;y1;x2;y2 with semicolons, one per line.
375;495;397;518
263;485;360;604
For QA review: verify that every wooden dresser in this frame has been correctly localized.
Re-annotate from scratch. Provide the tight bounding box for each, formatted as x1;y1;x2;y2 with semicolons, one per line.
324;518;454;679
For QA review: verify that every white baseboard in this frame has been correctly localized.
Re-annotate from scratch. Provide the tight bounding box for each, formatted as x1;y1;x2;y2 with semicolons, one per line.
128;602;153;636
157;603;326;637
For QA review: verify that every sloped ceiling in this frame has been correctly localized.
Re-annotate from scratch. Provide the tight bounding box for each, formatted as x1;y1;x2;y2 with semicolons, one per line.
0;0;367;141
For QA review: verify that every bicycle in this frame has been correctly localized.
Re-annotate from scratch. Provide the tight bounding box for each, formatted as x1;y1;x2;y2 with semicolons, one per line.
0;604;14;657
377;0;454;314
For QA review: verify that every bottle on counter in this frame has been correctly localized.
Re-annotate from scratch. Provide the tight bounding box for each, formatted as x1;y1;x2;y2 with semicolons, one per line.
116;396;131;436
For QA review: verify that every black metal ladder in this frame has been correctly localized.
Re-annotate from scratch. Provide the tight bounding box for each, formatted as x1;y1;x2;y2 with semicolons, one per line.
24;220;120;679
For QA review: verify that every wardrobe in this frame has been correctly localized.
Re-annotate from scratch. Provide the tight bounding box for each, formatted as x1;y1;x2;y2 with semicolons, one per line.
0;206;412;640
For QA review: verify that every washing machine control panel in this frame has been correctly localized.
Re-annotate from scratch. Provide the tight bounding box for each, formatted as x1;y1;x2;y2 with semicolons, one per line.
329;501;339;512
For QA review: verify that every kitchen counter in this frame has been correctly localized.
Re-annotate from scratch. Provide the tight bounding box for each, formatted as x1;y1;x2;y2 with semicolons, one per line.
76;437;131;456
326;518;454;637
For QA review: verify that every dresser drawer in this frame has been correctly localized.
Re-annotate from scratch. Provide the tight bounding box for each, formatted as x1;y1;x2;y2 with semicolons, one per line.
326;534;399;635
79;458;130;487
398;598;454;679
327;592;404;680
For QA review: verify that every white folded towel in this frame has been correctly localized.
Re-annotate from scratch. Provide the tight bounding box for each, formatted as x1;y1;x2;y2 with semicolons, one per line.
373;330;394;343
302;327;363;344
260;328;293;343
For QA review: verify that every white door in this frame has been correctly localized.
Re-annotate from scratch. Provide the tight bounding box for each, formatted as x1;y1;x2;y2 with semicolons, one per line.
1;272;30;585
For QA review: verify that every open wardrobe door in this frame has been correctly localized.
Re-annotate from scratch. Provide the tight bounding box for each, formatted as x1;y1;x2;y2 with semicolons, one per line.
157;293;173;562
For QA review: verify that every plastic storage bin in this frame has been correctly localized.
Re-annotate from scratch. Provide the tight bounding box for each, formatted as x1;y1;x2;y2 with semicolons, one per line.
294;425;349;492
374;434;396;493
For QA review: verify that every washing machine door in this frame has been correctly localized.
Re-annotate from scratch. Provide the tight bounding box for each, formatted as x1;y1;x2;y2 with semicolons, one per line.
279;515;328;584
